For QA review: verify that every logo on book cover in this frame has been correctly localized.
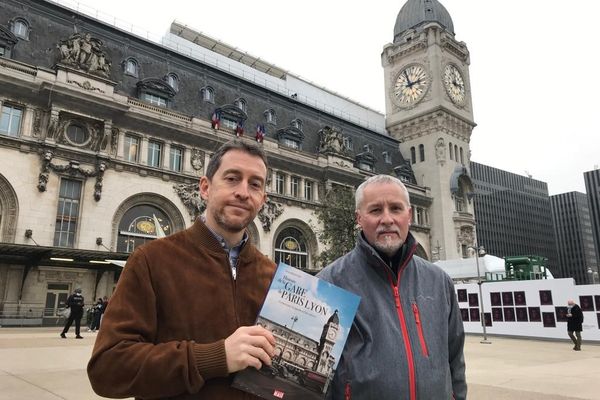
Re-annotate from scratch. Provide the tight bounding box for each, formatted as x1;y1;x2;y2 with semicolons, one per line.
273;389;285;398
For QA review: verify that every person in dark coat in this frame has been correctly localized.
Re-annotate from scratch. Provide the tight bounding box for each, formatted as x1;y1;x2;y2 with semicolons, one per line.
566;299;584;351
61;288;85;339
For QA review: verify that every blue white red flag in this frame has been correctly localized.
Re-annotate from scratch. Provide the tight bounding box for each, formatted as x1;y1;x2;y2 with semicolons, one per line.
255;124;265;143
211;111;220;129
236;121;244;137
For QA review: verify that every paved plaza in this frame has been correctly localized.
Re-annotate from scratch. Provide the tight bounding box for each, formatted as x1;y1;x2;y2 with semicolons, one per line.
0;327;598;399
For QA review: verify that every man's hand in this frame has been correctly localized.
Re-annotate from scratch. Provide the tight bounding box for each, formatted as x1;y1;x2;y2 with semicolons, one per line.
224;325;276;373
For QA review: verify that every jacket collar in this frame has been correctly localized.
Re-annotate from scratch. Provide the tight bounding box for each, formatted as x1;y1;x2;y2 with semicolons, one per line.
355;230;418;280
189;218;256;262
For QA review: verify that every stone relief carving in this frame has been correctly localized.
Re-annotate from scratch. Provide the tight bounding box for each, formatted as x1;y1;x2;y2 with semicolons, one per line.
318;126;345;156
110;127;119;156
456;226;475;252
46;112;110;152
435;137;446;162
32;109;41;137
258;198;283;232
67;79;104;93
173;183;205;222
190;149;204;173
57;33;111;78
37;149;107;200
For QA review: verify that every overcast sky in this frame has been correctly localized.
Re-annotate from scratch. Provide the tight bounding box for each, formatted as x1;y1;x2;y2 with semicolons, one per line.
60;0;600;195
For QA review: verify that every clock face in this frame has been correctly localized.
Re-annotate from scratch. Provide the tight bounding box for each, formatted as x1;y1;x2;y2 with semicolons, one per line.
443;64;466;105
393;64;429;107
327;329;337;340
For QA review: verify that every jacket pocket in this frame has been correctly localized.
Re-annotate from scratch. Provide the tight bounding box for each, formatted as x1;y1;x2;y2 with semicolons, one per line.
412;302;429;357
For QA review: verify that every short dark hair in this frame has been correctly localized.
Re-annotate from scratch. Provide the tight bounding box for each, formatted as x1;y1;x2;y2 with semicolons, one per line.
205;140;268;180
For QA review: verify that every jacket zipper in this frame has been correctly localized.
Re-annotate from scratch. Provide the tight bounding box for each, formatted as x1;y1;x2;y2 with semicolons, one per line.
383;243;418;400
344;382;351;400
391;284;416;400
412;302;429;357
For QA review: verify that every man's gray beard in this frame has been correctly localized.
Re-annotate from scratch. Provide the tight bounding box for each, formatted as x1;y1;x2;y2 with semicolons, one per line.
374;236;403;257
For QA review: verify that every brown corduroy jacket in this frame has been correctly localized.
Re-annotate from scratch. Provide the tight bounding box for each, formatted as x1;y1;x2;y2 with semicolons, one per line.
87;219;276;399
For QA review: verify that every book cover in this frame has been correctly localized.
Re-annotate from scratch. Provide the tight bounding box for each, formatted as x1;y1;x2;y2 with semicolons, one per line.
232;262;360;400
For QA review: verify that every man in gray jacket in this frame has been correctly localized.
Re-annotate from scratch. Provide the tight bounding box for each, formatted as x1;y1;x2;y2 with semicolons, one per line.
318;175;466;400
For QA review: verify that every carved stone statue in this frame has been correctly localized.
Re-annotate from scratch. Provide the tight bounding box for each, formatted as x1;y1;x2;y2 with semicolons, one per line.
110;127;119;156
435;137;446;161
173;183;206;222
257;198;283;232
318;126;345;155
57;33;111;78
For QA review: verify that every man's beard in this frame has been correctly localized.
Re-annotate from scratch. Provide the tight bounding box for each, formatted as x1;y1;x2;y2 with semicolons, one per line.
212;207;252;234
373;234;404;257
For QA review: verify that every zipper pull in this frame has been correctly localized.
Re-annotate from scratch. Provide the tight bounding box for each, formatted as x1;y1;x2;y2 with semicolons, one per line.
412;303;421;325
393;285;401;309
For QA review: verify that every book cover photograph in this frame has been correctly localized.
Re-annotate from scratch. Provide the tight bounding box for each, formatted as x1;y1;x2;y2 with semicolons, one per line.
232;262;360;400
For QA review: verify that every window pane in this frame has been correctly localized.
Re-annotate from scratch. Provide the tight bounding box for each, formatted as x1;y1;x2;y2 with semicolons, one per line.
117;205;172;252
0;105;22;137
125;135;139;162
54;179;82;247
170;147;182;172
291;177;299;197
304;181;312;201
148;141;162;167
275;227;308;269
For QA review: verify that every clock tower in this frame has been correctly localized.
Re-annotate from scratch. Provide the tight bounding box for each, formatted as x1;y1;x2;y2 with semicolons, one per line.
316;310;339;375
383;0;477;260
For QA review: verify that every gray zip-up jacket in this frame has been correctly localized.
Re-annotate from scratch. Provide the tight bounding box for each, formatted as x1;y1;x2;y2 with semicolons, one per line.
317;232;466;400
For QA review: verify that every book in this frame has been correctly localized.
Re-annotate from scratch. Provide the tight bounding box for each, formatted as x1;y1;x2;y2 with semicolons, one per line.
232;262;361;400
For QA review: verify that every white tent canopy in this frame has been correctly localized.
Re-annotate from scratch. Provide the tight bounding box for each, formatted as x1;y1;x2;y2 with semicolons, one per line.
434;255;506;282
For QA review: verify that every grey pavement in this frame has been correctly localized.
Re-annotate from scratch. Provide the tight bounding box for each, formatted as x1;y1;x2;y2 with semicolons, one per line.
0;327;598;399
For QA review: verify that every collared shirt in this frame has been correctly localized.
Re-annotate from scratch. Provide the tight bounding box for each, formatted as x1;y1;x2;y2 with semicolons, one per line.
200;216;248;280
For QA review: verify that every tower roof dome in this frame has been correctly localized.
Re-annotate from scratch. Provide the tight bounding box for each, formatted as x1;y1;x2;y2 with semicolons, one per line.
394;0;454;42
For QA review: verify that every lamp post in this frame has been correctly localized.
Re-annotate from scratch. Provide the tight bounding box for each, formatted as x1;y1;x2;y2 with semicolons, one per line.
469;245;491;344
587;267;599;284
278;316;298;364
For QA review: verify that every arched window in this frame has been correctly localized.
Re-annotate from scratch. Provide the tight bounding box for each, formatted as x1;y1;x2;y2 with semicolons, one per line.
234;98;247;112
11;19;29;40
201;86;214;102
124;58;138;77
410;146;416;164
165;73;179;92
454;145;458;162
117;205;172;252
275;227;308;270
291;118;303;130
460;147;464;165
449;142;453;160
264;109;276;124
419;144;425;162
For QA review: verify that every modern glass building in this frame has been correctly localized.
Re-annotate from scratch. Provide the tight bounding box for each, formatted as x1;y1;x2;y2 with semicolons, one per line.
470;162;558;270
550;192;597;284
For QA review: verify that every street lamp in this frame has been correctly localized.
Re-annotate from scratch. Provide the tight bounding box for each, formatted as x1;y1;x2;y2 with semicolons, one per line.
587;267;599;284
468;245;491;344
278;316;298;364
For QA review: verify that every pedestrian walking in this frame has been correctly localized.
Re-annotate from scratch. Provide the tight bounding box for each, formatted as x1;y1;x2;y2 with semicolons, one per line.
60;288;85;339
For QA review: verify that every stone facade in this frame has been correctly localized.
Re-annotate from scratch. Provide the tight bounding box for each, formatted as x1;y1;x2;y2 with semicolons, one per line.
0;0;435;322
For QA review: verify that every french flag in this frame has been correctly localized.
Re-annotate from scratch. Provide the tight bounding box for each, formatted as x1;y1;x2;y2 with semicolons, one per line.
255;124;265;143
211;111;220;129
235;121;244;137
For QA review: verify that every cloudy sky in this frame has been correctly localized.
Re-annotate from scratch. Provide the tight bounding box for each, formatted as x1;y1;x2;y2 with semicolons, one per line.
57;0;600;195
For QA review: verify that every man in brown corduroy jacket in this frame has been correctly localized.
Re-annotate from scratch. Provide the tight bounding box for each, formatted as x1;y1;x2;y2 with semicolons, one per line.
88;140;277;399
